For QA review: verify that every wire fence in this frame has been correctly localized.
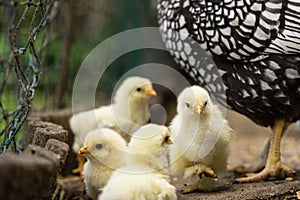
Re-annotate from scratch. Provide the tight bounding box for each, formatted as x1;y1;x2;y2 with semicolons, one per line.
0;0;61;153
0;0;171;153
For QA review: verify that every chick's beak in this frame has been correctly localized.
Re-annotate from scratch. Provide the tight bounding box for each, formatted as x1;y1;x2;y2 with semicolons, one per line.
146;88;157;96
79;146;90;154
194;104;203;114
166;138;173;145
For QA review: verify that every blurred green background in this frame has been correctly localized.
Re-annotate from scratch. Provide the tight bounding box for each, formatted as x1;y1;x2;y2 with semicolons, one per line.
1;0;173;110
0;0;188;147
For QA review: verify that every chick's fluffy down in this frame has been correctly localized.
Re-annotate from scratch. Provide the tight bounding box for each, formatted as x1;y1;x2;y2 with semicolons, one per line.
70;76;156;152
82;128;127;200
99;124;177;200
99;166;177;200
126;124;172;174
169;86;232;192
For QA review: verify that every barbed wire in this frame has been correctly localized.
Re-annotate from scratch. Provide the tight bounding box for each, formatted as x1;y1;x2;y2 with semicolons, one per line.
0;0;61;153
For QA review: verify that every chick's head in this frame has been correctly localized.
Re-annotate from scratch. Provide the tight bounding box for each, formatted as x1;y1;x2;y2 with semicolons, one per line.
177;86;212;117
114;76;156;104
126;124;172;170
79;128;127;167
129;124;172;153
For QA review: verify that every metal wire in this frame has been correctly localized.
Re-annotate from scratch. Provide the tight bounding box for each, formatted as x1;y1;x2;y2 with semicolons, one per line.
0;0;60;153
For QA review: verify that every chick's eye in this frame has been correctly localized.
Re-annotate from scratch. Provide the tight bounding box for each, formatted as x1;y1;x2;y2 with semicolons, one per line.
136;87;142;92
204;101;207;107
163;136;172;145
186;102;191;108
164;136;169;143
95;144;103;150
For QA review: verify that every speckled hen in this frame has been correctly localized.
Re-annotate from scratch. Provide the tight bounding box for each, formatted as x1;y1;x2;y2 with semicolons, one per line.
158;0;300;182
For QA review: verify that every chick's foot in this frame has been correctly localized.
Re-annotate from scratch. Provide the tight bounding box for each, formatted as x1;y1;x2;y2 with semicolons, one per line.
184;164;217;180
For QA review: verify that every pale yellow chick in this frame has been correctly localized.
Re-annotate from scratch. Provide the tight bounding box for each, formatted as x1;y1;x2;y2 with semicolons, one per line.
169;86;232;193
69;76;156;174
80;128;127;200
99;124;177;200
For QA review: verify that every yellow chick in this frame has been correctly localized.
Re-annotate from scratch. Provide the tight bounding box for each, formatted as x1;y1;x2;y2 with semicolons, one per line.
169;86;232;193
70;76;156;174
99;124;177;200
80;128;127;200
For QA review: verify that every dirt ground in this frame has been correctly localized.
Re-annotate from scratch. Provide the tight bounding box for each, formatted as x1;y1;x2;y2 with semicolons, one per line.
58;109;300;199
177;110;300;200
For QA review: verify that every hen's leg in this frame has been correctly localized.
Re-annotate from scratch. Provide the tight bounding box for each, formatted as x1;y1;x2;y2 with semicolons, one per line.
237;120;294;183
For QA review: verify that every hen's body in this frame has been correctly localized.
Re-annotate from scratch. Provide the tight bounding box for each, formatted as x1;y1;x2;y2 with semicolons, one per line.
158;0;300;127
158;0;300;182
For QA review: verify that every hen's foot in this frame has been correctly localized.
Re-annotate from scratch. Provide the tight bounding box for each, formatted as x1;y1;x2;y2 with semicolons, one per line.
237;162;295;183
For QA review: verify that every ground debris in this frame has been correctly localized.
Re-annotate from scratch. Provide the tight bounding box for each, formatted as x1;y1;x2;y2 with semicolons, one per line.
53;176;90;200
177;179;300;200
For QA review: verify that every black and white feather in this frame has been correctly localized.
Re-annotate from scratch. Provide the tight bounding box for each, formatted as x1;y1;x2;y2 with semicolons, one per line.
158;0;300;127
